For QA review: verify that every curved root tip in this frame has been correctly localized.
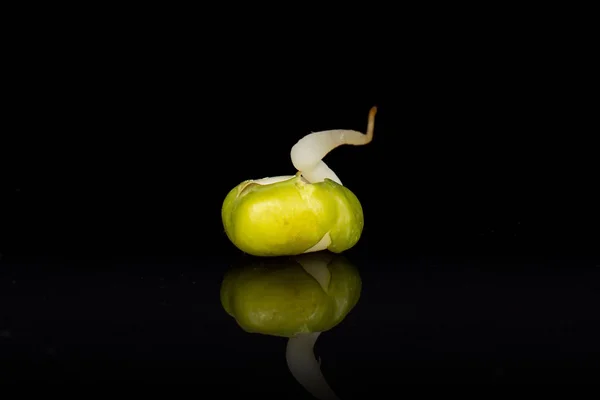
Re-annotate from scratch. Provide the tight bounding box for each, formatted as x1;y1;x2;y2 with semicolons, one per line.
369;105;378;117
366;105;377;143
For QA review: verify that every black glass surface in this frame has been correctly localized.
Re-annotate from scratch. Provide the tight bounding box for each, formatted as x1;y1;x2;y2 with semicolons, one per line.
3;11;598;394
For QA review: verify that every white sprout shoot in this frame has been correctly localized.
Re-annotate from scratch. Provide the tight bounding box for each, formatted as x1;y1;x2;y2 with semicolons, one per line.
286;332;340;400
291;106;377;185
303;232;332;254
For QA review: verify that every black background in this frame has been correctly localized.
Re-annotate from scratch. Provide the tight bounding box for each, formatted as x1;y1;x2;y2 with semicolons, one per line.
1;5;598;393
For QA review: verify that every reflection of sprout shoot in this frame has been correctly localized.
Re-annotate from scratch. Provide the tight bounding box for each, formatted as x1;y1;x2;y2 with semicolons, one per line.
220;252;361;400
287;332;339;400
221;107;377;257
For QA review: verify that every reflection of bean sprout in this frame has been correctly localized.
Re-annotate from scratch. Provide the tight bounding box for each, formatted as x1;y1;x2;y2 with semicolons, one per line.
287;332;340;400
220;252;361;399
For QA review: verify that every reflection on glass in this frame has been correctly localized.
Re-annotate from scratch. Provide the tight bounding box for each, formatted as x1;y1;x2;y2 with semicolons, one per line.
220;251;361;400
